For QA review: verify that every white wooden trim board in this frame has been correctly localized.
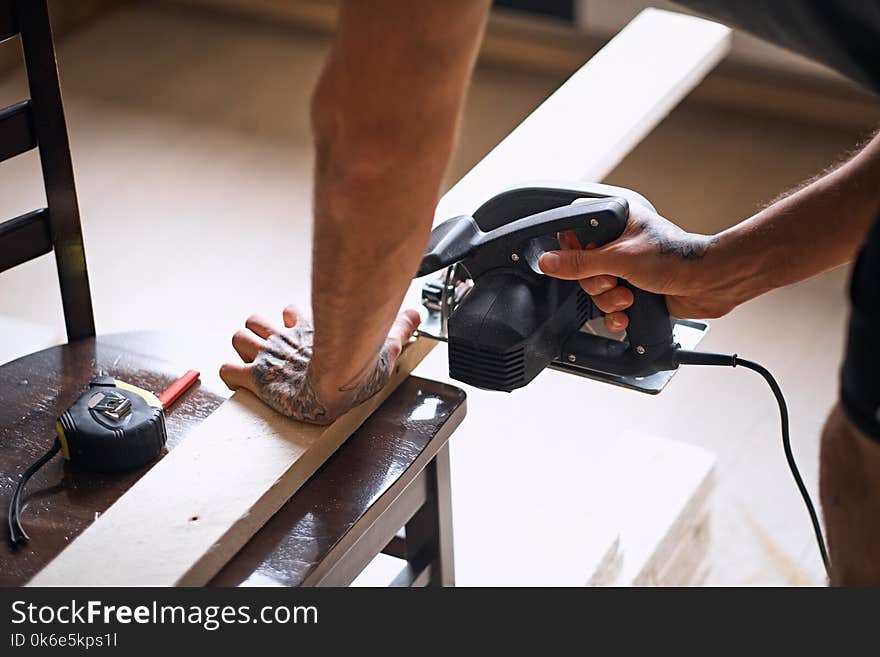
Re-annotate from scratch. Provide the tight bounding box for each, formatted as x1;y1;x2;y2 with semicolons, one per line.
434;8;731;221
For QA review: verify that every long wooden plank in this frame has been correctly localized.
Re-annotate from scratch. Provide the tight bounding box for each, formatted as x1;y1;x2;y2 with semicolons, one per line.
443;364;717;586
30;9;730;586
435;8;731;221
30;337;435;586
591;431;716;586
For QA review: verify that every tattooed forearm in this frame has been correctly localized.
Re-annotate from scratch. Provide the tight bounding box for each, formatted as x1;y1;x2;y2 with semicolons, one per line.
348;349;393;405
338;346;384;393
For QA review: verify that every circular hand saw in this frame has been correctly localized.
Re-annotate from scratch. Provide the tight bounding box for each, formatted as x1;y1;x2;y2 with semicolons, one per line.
414;182;709;394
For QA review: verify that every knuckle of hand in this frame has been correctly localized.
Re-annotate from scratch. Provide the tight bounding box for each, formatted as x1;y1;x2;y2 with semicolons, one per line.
579;278;603;295
592;276;615;293
612;288;632;308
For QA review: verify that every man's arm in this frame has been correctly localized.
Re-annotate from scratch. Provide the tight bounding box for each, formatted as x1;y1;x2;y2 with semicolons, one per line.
221;1;490;422
309;0;490;399
541;131;880;584
538;131;880;328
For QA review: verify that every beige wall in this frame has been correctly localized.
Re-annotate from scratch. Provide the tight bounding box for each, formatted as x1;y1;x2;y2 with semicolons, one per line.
0;0;126;77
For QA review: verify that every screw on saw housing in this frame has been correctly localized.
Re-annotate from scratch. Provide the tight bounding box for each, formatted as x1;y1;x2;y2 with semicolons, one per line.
414;180;829;577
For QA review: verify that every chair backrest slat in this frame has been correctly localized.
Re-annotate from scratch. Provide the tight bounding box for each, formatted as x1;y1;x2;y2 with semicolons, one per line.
0;208;51;272
0;99;36;162
0;0;95;342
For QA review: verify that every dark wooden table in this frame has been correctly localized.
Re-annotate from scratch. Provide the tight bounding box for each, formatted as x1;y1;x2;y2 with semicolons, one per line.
0;332;465;586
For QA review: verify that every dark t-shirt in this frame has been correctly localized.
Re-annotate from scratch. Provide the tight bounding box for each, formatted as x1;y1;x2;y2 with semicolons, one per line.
675;0;880;438
676;1;880;94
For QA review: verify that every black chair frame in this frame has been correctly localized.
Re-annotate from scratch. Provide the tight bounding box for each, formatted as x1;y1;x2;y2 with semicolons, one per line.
0;0;94;342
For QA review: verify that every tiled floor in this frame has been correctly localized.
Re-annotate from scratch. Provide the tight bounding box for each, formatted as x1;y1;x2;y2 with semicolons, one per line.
0;2;868;584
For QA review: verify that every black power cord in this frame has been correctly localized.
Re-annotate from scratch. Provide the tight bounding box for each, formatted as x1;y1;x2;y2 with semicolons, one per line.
675;349;830;576
7;440;61;546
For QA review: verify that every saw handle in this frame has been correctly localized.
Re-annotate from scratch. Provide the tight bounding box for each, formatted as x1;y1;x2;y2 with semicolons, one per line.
573;201;673;354
417;198;630;277
496;198;630;250
617;283;673;352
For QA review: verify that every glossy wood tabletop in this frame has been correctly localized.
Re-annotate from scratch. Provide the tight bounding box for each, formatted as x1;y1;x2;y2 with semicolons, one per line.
0;332;465;586
212;377;465;586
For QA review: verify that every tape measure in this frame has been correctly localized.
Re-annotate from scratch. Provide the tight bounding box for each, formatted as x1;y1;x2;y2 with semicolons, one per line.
8;370;199;545
56;376;168;472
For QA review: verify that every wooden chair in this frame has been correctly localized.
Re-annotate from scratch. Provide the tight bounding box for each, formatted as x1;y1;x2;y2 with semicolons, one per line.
0;0;463;587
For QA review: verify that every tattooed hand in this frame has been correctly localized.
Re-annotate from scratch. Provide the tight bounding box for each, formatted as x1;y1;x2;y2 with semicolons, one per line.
538;202;729;330
220;306;420;425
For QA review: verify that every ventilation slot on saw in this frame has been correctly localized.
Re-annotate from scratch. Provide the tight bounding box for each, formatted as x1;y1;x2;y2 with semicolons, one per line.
576;289;592;325
448;341;526;391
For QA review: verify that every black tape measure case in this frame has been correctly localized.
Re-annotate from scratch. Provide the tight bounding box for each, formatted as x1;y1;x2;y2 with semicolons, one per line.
56;376;167;472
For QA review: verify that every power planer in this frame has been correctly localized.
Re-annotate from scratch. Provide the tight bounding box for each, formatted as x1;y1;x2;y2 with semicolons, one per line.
414;181;829;575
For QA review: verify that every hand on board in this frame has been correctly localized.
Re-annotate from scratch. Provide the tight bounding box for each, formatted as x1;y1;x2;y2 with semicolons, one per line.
540;201;729;331
220;306;421;425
